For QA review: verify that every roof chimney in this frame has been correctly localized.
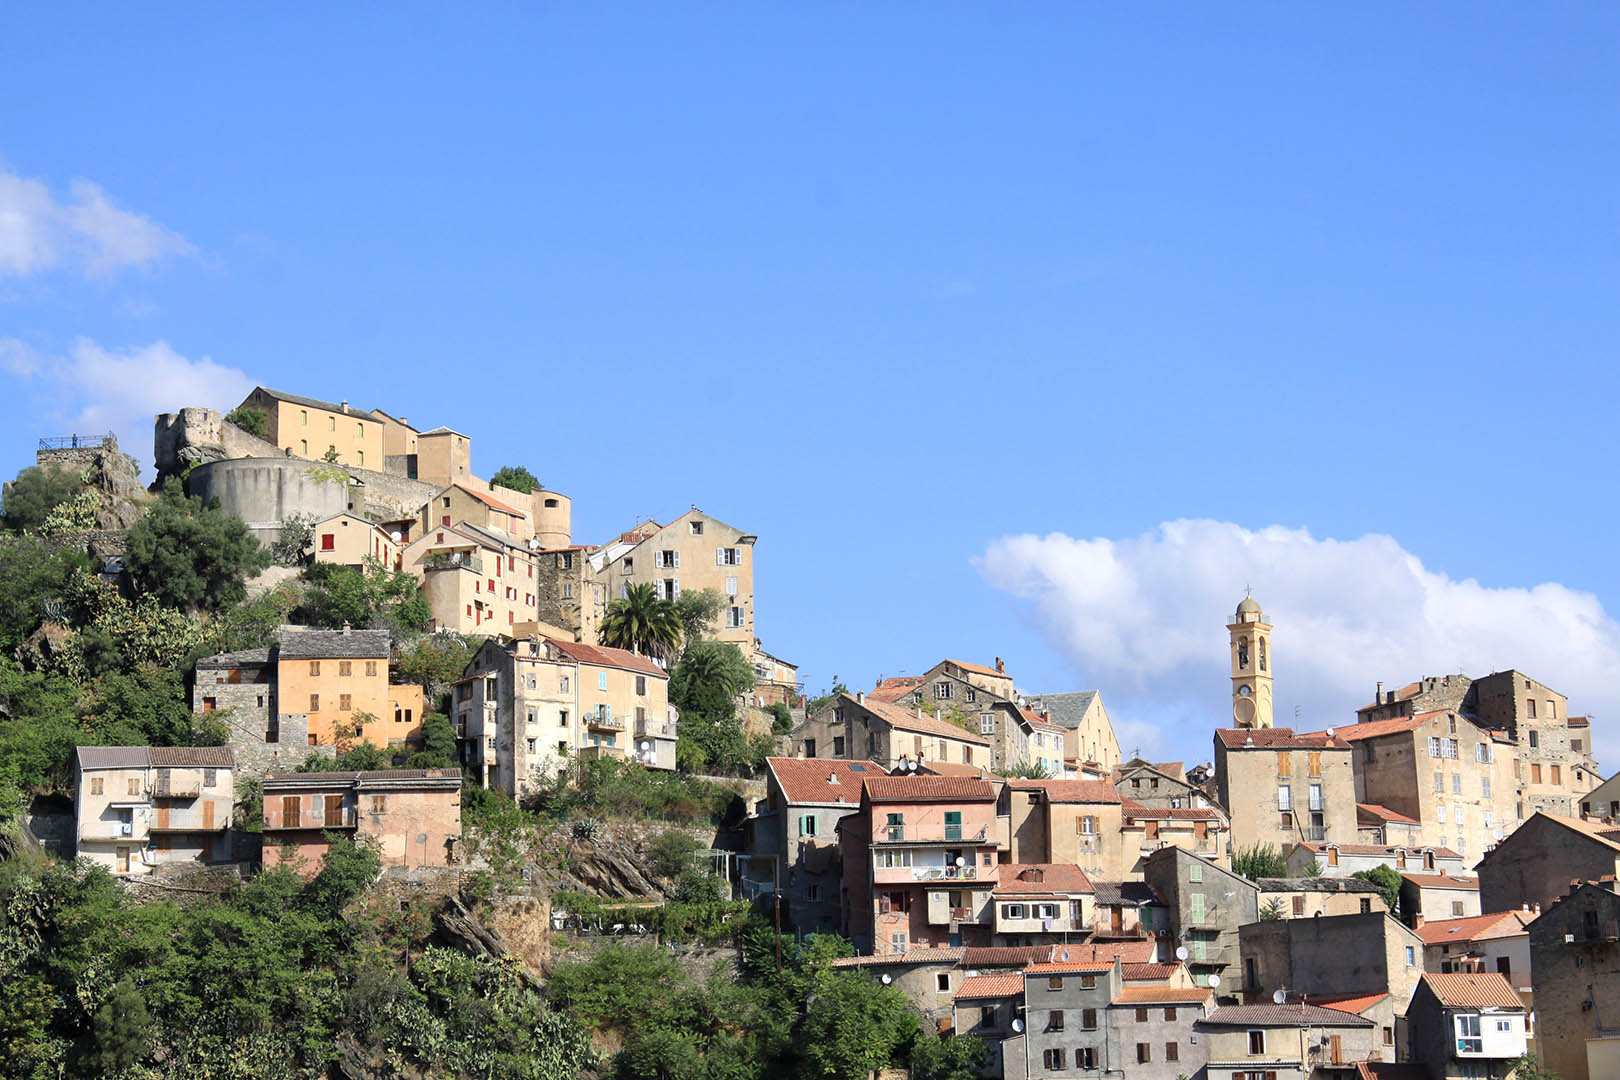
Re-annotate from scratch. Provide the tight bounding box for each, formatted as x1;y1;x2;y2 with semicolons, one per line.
996;656;1005;673
340;400;349;413
1376;681;1383;702
341;621;351;635
916;705;924;720
856;690;864;704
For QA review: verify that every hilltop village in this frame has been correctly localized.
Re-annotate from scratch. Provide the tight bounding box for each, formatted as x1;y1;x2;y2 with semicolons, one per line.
1;387;1618;1080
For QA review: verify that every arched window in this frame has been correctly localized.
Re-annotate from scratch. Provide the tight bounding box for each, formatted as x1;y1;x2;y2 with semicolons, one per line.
1237;639;1249;669
1258;638;1267;672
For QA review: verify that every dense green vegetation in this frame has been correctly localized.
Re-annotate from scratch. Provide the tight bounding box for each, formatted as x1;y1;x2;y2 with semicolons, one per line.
125;479;271;612
670;640;772;775
488;465;540;493
1353;865;1404;917
599;582;683;661
224;405;270;438
1232;842;1290;880
1;463;89;532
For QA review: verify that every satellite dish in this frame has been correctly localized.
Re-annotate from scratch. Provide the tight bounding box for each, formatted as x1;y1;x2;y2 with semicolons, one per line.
1175;946;1190;961
1272;988;1287;1004
1207;974;1221;989
1060;951;1070;962
1011;1018;1024;1033
955;857;966;868
1326;727;1335;740
640;741;650;752
389;531;402;542
880;974;892;985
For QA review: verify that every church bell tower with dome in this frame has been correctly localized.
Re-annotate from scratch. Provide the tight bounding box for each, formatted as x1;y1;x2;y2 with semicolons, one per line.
1228;593;1273;728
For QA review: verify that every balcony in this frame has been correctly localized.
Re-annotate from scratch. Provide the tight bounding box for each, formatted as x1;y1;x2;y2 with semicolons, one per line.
82;821;137;840
875;824;991;845
154;774;201;798
579;745;624;762
1305;826;1327;842
587;713;625;733
423;551;484;574
265;809;356;831
636;716;677;739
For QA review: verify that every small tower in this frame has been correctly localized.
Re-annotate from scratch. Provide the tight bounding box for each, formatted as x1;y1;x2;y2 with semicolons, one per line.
1228;593;1273;728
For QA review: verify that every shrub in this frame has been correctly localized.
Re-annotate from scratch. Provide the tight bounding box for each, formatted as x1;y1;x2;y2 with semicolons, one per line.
224;406;269;438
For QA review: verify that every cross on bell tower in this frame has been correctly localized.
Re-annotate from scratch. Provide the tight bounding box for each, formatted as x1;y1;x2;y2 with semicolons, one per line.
1228;593;1274;728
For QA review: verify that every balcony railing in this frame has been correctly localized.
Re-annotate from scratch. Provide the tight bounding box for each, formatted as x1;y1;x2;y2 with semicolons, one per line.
876;824;990;845
1305;826;1327;842
636;717;677;739
82;821;136;839
149;813;227;832
39;433;115;451
587;714;625;732
154;776;201;798
423;552;484;574
579;745;624;761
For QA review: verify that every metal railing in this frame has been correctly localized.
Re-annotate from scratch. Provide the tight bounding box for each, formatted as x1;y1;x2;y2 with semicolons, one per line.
266;809;356;830
423;552;484;573
877;824;990;844
38;433;115;451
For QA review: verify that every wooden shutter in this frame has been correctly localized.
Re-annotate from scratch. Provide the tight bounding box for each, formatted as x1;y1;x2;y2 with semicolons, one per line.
1277;752;1291;777
203;801;215;830
325;794;344;827
281;796;300;829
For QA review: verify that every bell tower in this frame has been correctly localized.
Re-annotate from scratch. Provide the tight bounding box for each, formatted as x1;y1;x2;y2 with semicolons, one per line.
1228;593;1273;728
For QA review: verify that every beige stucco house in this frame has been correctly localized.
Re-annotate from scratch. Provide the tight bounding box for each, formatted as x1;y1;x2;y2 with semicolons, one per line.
238;386;384;470
74;746;236;875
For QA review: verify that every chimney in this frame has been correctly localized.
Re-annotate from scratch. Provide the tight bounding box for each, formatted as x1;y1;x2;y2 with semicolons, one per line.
875;676;882;687
916;705;924;720
341;621;351;635
1376;681;1383;702
856;691;864;704
1413;914;1424;929
340;400;349;413
1533;903;1541;915
996;656;1005;674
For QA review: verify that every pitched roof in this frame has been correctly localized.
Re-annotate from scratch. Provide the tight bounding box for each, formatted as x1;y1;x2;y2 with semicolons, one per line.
1356;1065;1430;1080
994;864;1094;895
1568;715;1590;728
953;973;1025;1000
1009;779;1121;804
1215;727;1349;750
1091;880;1162;907
863;776;996;803
961;945;1057;968
251;386;381;418
857;696;990;745
1421;972;1523;1009
1120;800;1223;821
546;638;667;678
1120;963;1178;981
1524;811;1620;853
1286;992;1389;1016
1025;959;1117;974
454;484;525;517
943;658;1007;679
1114;985;1211;1004
1325;715;1431;742
1025;690;1100;730
278;627;392;660
869;676;923;703
1058;940;1158;964
1357;802;1420;826
1204;1003;1373;1027
262;768;461;786
766;758;882;806
195;647;272;668
1256;876;1381;894
76;746;151;770
829;947;965;968
1399;872;1479;890
1303;841;1462;859
149;746;235;768
1415;910;1534;946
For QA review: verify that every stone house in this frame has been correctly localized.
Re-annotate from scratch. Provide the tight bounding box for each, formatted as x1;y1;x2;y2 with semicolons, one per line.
237;386;385;469
1107;984;1213;1079
1256;877;1387;920
1580;769;1620;823
1315;709;1517;865
1285;842;1466;880
312;512;403;572
1121;799;1230;873
1356;803;1424;847
1024;689;1121;777
74;746;235;875
1214;728;1358;855
1474;810;1620;914
826;947;968;1034
403;520;542;634
951;971;1025;1077
1403;973;1526;1080
838;775;1002;954
1527;878;1620;1080
1090;879;1169;942
1001;779;1125;879
261;767;461;874
1019;957;1120;1076
975;700;1067;777
1415;910;1534;989
452;635;676;795
990;864;1094;945
749;757;883;934
419;483;530;541
531;545;602;643
1398;872;1480;926
1143;844;1258;991
587;509;758;649
1197;1001;1378;1077
1113;758;1218;810
748;645;802;710
795;692;992;771
1237;912;1425;1017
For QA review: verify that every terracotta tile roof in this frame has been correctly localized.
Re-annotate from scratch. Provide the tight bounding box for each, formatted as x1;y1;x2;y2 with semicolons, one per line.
1284;991;1389;1015
149;746;236;768
1091;881;1162;907
1120;800;1223;821
862;775;997;803
1357;1065;1430;1080
1205;1003;1373;1027
1121;963;1178;981
829;947;965;968
869;676;923;703
1324;715;1430;742
1060;940;1157;964
1357;681;1425;711
1421;972;1522;1009
1017;707;1067;735
1399;871;1479;890
545;638;667;678
1303;841;1462;859
766;758;882;806
1416;910;1534;946
455;484;525;517
1009;779;1121;804
994;864;1094;895
953;973;1025;1000
1568;715;1590;728
944;658;1007;679
1114;985;1211;1004
1357;802;1420;826
961;945;1056;968
1215;727;1349;750
857;696;991;745
1025;959;1117;974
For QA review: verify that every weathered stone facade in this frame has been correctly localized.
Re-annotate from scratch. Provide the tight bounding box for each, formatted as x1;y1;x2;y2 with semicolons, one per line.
1476;811;1620;914
1237;911;1423;1008
1528;879;1620;1080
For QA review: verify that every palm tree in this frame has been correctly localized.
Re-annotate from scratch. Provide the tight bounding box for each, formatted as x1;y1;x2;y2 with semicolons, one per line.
598;582;683;660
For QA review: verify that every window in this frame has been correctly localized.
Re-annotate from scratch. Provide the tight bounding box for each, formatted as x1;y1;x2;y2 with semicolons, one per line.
1360;898;1372;913
1079;974;1095;989
1277;785;1292;811
1482;775;1492;798
965;688;976;703
203;768;217;788
1076;1048;1096;1068
1134;1007;1149;1022
1455;806;1465;826
320;532;336;551
1309;783;1323;811
1041;1049;1064;1070
1531;763;1542;784
799;815;817;836
1005;904;1027;919
1438;805;1446;823
833;736;845;755
935;972;950;993
1189;860;1203;882
1247;1030;1265;1055
1452;773;1462;794
90;777;104;795
1446;738;1460;758
1136;1043;1150;1063
1164;1042;1178;1062
356;450;363;466
1452;900;1465;916
1276;751;1291;777
1405;946;1416;965
889;932;906;953
128;777;140;796
1327;847;1339;866
1526;699;1536;718
726;606;746;628
1189;892;1205;923
1292;896;1305;916
717;545;740;564
338;693;352;711
1529;730;1539;748
309;693;320;712
806;884;822;902
1307;751;1321;776
1551;764;1562;784
1081;1008;1097;1030
309;660;321;676
339;660;352;677
1434;770;1445;793
597;671;608;691
526;738;536;753
1048;1010;1065;1031
980;713;996;734
1573;738;1584;752
1383;1026;1394;1046
558;709;569;727
1456;1013;1482;1053
1483;810;1494;828
635;675;647;695
1429;736;1442;757
935;681;953;700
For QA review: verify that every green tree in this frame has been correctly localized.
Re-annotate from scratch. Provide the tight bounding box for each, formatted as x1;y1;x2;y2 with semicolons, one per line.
396;633;481;712
92;977;152;1073
224;405;269;438
796;969;918;1079
407;713;458;768
910;1034;989;1080
0;534;91;651
599;583;683;661
2;463;86;532
301;834;383;916
124;478;270;612
766;702;795;735
806;677;849;714
1508;1053;1562;1080
269;513;314;566
670;640;754;718
672;588;725;645
1259;897;1285;920
1233;843;1289;880
1353;865;1403;918
295;558;430;635
647;829;703;879
488;465;540;493
1004;759;1054;779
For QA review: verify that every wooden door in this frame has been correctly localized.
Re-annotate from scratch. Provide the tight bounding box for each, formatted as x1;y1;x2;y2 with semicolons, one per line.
200;836;214;862
1144;820;1159;841
154;835;171;855
324;794;344;827
203;800;215;830
1329;1035;1343;1064
155;799;169;830
281;796;300;829
1110;906;1123;933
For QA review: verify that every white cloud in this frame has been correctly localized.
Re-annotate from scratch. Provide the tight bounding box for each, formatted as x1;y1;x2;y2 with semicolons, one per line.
1;336;253;473
977;520;1620;767
0;165;195;279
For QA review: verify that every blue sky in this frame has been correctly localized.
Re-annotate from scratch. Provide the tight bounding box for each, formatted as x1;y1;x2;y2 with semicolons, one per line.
3;6;1617;765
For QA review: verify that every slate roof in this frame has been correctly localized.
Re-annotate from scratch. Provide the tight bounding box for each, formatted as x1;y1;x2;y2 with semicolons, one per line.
1525;811;1620;853
953;973;1025;1000
278;627;392;660
766;758;881;806
1302;841;1462;859
1204;1003;1373;1027
150;746;235;768
1025;690;1100;730
858;697;991;745
195;648;272;668
1256;877;1381;894
252;386;380;417
1091;880;1162;907
994;864;1094;895
545;638;668;678
1215;727;1349;750
1399;872;1479;890
862;776;996;803
1421;972;1523;1009
1415;910;1534;946
76;746;151;770
1115;985;1211;1003
1357;802;1420;826
1009;779;1121;804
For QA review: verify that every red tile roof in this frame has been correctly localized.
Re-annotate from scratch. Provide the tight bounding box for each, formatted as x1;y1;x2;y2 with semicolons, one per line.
1215;727;1349;750
766;758;883;806
954;973;1025;1000
1568;715;1590;728
545;638;667;678
1120;963;1178;981
829;947;965;968
857;696;991;745
1415;910;1534;946
1357;1065;1430;1080
1399;871;1479;890
1284;991;1389;1015
1114;985;1211;1004
1357;802;1420;826
1025;959;1117;974
1325;715;1430;742
944;658;1008;679
1421;972;1523;1009
862;775;997;803
1303;842;1462;859
869;676;924;703
1120;799;1223;821
1009;779;1122;804
994;864;1094;895
961;945;1057;968
456;484;526;517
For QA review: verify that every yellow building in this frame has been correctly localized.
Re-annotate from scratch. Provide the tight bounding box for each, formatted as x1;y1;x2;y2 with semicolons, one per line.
275;627;393;747
313;512;404;572
237;386;384;470
402;521;542;634
589;508;757;648
1229;593;1274;728
420;484;529;540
